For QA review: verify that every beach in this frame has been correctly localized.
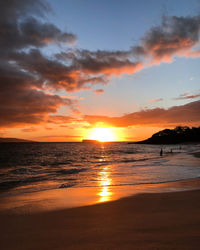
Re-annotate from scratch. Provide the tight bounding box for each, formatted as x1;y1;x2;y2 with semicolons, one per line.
1;176;200;250
1;145;200;249
1;0;200;248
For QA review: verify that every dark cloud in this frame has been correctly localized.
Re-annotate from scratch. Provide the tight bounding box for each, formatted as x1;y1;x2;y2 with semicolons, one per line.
1;1;200;129
139;15;200;63
54;14;200;89
84;100;200;128
0;1;76;54
0;54;77;128
11;49;109;92
74;54;142;76
0;0;77;128
55;49;143;89
20;17;77;47
0;0;50;20
0;80;74;128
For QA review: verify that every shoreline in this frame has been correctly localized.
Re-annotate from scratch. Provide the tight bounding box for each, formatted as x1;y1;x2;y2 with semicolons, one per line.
1;185;200;249
1;150;200;249
0;150;199;214
1;176;200;214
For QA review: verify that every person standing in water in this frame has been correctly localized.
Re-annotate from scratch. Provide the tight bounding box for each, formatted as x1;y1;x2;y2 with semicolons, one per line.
160;148;163;156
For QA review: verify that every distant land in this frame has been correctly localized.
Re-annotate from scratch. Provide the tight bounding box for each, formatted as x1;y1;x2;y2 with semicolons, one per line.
0;137;35;143
82;139;99;143
135;126;200;144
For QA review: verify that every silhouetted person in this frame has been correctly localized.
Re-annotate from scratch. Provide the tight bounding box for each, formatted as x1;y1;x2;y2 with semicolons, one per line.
170;149;173;153
160;148;163;156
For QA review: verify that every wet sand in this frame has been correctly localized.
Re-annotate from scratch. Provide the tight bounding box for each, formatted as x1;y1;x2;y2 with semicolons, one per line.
1;179;200;249
1;151;200;249
191;151;200;158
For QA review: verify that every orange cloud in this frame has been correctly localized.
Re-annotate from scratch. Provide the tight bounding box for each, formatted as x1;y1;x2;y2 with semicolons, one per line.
148;98;163;103
93;89;104;95
1;0;200;131
84;100;200;128
173;91;200;100
21;127;38;132
140;16;200;63
34;135;82;142
81;59;143;76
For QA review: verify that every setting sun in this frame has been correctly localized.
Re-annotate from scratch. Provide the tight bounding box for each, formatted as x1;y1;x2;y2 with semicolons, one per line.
88;128;116;142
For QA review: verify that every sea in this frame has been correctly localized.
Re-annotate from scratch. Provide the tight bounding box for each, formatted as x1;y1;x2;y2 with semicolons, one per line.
0;142;200;212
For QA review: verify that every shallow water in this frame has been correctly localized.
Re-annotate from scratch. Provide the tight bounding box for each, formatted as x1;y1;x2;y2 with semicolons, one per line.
0;142;200;196
0;142;200;212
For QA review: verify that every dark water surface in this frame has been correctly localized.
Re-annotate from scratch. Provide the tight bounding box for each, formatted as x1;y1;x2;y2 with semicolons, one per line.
0;142;200;197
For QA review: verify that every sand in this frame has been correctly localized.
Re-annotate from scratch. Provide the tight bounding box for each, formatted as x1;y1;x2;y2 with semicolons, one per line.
1;151;200;249
1;183;200;250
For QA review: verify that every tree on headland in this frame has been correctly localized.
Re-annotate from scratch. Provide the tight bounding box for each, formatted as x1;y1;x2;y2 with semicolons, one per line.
137;126;200;144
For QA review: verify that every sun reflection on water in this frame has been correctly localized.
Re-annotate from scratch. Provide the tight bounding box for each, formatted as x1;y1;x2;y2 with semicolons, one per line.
99;144;106;162
98;166;112;202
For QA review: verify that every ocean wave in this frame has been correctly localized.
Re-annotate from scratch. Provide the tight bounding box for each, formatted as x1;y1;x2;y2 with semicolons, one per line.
59;183;76;188
56;168;88;175
0;175;48;190
0;142;199;195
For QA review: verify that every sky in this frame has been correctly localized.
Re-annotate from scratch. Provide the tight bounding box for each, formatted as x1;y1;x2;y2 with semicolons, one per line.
0;0;200;141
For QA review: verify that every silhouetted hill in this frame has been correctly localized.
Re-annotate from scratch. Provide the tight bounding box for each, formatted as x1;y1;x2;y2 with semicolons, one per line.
136;126;200;144
0;137;35;142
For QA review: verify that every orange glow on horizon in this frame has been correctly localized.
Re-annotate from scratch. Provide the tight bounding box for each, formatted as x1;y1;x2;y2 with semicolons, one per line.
4;123;162;143
87;127;117;142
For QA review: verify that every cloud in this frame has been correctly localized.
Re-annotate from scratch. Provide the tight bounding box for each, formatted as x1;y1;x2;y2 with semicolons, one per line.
1;1;200;129
36;135;82;138
138;15;200;63
0;0;77;128
45;127;53;130
93;89;104;95
148;98;163;103
21;127;38;132
0;1;76;54
173;91;200;100
34;134;82;142
54;14;200;90
47;115;75;124
84;100;200;128
0;83;75;128
20;17;77;46
55;49;143;90
0;56;77;128
71;50;143;76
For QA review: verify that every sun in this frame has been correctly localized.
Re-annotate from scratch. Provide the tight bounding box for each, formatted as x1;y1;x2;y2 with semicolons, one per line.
88;127;116;142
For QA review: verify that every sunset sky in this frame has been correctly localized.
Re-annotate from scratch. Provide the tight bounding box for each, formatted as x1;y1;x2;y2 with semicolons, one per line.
0;0;200;141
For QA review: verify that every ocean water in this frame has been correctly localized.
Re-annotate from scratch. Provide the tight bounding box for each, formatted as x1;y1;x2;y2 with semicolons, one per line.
0;142;200;200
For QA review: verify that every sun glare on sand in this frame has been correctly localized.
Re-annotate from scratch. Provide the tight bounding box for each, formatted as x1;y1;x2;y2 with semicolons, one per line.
88;128;117;142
